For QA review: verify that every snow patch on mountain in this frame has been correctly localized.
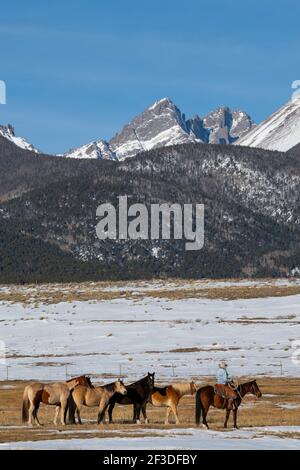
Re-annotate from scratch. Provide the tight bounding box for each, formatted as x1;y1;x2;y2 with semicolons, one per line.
63;139;116;160
236;94;300;151
0;124;40;153
201;152;300;225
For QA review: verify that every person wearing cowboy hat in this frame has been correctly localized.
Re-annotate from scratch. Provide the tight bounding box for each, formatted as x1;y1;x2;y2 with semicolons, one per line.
216;361;238;409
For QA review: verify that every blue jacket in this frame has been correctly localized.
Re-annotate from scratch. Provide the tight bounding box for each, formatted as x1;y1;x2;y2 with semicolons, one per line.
216;367;230;384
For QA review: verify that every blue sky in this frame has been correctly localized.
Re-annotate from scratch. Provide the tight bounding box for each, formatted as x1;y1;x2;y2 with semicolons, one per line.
0;0;300;154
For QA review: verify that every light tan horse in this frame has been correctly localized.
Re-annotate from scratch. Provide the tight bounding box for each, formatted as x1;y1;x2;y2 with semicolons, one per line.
150;382;197;424
69;380;127;425
22;376;91;426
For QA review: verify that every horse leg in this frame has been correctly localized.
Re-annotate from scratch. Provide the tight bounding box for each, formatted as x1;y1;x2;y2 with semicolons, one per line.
171;404;180;425
233;408;239;429
33;402;42;426
60;400;68;426
224;409;231;428
108;402;115;424
165;407;171;425
135;405;141;424
28;401;35;426
54;405;60;426
76;405;83;425
98;399;108;424
141;403;148;424
132;404;137;423
202;404;210;429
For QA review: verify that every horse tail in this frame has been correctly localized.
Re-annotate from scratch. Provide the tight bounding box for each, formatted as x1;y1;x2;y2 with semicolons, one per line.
22;387;30;423
66;389;76;424
195;390;202;427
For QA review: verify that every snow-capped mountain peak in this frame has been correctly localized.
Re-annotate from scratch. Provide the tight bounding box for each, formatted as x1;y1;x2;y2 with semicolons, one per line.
148;97;174;110
230;109;255;139
63;139;116;160
236;94;300;151
107;99;254;160
0;124;40;153
108;97;197;160
196;106;254;144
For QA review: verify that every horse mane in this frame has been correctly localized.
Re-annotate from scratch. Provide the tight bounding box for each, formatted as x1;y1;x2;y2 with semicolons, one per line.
66;375;82;383
238;379;255;389
86;377;94;388
102;381;117;392
66;375;94;388
129;375;150;386
237;379;257;396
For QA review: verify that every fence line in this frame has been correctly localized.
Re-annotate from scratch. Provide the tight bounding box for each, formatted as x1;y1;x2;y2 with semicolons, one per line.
1;359;299;382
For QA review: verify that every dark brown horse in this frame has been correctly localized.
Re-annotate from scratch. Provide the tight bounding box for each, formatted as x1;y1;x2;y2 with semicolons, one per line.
108;372;155;424
195;380;262;429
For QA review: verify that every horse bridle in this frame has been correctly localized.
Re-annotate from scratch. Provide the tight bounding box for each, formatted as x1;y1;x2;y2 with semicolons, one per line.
235;383;243;400
250;381;259;397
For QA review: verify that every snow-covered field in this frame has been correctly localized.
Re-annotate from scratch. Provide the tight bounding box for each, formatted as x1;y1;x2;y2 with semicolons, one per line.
1;279;300;450
0;279;300;381
3;427;300;450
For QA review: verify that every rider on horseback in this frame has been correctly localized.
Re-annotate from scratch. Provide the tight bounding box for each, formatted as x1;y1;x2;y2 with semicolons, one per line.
215;361;238;410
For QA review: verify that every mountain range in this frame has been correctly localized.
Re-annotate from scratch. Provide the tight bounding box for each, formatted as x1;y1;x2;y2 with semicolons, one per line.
2;94;300;160
1;93;300;282
0;98;255;160
1;132;300;282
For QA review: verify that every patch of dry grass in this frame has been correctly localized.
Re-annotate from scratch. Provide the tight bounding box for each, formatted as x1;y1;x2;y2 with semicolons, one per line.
1;279;300;305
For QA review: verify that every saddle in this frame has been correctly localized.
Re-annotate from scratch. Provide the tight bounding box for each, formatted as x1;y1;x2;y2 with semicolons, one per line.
214;384;238;409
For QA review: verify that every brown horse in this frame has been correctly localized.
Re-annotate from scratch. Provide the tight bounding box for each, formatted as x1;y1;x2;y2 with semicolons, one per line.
150;382;197;424
69;380;127;424
195;380;262;429
22;375;92;426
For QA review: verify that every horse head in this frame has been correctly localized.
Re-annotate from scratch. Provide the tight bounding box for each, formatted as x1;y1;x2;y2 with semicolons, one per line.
190;381;197;395
250;380;262;398
147;372;155;387
116;379;127;395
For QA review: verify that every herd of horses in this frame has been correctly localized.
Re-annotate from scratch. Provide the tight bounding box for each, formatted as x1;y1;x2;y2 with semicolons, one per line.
21;372;262;429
